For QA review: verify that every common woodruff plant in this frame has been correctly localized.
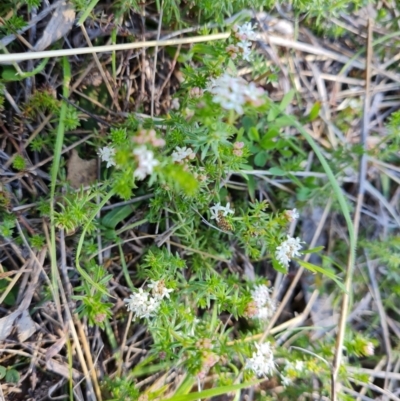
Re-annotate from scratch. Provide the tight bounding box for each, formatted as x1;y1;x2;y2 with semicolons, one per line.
63;21;374;400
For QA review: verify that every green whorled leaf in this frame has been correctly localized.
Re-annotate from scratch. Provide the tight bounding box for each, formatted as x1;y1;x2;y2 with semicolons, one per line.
0;365;6;379
264;126;280;140
101;205;136;229
162;380;262;401
254;151;268;167
259;137;276;150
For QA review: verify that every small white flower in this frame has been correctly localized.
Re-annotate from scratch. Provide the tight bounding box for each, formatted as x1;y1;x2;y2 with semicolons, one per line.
147;280;174;300
237;40;252;61
275;235;303;268
124;288;160;319
209;202;234;222
245;342;275;377
363;342;374;356
133;146;159;180
234;22;257;41
208;74;247;115
98;146;116;168
222;202;234;216
285;208;299;222
251;284;276;321
124;281;173;320
171;146;194;163
210;202;222;220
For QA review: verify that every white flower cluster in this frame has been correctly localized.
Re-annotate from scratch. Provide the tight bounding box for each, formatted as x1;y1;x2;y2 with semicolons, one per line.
234;22;257;41
245;342;275;377
124;280;173;320
209;202;234;222
98;145;116;168
251;284;276;321
207;74;265;115
275;235;303;268
133;146;159;180
171;146;195;163
227;22;257;61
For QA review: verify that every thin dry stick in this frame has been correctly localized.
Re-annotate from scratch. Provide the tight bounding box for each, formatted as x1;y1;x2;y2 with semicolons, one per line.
259;197;333;344
157;44;182;101
74;317;103;401
0;33;230;62
331;19;373;401
150;1;164;117
117;310;134;376
365;252;392;389
80;25;121;112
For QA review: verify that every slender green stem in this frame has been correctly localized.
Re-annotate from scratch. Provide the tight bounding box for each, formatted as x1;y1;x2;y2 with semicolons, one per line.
49;57;70;310
118;243;135;291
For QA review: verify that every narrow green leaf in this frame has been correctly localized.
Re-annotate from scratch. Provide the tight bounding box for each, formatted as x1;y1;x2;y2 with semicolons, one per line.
248;126;260;141
102;204;136;229
191;44;220;56
267;107;280;122
302;246;325;254
77;0;100;26
279;89;295;111
162;380;261;401
2;58;48;81
297;260;346;292
308;101;321;121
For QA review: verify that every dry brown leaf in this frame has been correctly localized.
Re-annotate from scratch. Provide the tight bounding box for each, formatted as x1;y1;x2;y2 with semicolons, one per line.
33;1;76;52
67;149;97;189
0;310;20;341
45;336;67;362
46;358;81;380
16;310;38;342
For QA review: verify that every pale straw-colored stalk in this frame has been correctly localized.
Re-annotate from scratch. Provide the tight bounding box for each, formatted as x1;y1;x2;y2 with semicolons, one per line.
0;33;230;63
